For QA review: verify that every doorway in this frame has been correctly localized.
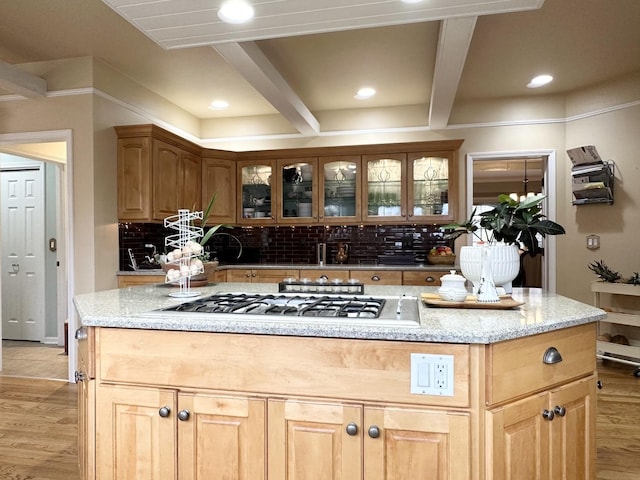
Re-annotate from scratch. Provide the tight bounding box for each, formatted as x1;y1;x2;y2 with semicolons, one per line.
466;150;559;292
0;131;72;381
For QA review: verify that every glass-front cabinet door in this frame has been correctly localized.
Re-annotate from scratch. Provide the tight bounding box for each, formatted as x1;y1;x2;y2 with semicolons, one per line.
277;158;317;223
362;153;407;222
408;151;456;222
237;160;276;224
319;155;361;223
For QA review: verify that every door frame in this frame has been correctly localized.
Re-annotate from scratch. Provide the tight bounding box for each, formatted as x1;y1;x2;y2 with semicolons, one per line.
0;129;75;381
465;149;558;292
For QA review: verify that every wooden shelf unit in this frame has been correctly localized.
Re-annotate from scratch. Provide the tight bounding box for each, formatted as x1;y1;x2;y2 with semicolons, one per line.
592;281;640;375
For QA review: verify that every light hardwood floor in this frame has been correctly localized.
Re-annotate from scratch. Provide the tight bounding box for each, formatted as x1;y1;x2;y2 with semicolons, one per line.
0;358;637;480
1;340;68;380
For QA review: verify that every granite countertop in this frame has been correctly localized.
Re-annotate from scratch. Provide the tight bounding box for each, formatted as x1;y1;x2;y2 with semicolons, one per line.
74;283;605;344
117;263;458;275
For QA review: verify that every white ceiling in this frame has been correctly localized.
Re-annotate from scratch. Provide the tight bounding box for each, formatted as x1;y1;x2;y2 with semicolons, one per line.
0;0;639;139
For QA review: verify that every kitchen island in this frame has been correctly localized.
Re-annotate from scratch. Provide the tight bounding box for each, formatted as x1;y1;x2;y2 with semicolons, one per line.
74;284;605;480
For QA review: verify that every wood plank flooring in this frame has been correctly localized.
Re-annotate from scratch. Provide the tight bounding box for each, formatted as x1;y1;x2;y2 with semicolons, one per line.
0;376;79;480
0;358;637;480
2;340;68;380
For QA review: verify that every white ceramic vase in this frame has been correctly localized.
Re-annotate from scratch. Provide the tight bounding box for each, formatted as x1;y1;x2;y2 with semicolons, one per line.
459;244;520;294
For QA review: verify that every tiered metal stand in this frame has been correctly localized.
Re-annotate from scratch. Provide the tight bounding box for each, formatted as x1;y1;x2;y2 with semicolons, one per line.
164;209;204;298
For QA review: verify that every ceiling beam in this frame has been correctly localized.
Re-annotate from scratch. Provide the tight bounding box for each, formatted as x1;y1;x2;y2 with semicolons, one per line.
428;16;477;130
0;60;47;98
214;42;320;137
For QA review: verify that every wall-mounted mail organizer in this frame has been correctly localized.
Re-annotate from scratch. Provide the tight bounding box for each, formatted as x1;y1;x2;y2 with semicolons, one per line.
567;146;615;205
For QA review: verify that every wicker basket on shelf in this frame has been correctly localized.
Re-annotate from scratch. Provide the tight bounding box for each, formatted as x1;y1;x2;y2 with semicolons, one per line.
426;254;456;266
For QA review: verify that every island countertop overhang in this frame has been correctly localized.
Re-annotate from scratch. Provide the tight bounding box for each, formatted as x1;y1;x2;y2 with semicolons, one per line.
73;283;606;344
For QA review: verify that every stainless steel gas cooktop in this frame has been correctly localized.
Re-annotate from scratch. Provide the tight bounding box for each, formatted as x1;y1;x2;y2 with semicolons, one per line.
154;292;419;324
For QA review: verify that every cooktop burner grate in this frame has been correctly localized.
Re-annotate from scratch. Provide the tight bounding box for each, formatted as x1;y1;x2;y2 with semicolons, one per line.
165;293;386;318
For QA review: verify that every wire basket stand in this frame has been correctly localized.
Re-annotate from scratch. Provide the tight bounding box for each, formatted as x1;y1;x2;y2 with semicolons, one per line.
163;209;204;298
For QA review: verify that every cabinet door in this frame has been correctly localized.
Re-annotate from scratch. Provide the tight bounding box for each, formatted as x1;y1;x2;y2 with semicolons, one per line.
78;378;95;480
178;393;266;480
96;384;177;480
407;152;456;223
180;151;201;212
153;140;182;220
117;137;151;220
352;269;402;285
227;269;253;282
319;155;361;223
402;270;446;286
268;399;362;480
202;157;236;224
278;158;318;224
253;269;299;283
364;406;470;480
362;153;406;223
487;391;550;480
549;376;596;480
238;160;276;224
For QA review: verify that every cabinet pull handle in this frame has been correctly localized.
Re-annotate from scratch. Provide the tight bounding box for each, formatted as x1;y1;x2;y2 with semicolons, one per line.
597;380;603;390
541;409;555;421
554;405;566;417
368;425;380;438
542;347;563;364
178;409;190;421
251;272;256;278
345;422;358;436
371;275;380;282
158;406;171;418
74;371;86;383
425;276;435;283
319;275;329;280
75;327;88;341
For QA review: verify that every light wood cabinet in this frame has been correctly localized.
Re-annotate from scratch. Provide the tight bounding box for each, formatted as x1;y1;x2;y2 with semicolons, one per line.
485;323;597;480
319;155;362;224
269;399;469;480
117;274;165;288
487;375;595;480
116;125;202;222
350;269;402;285
237;159;277;224
402;270;447;286
117;136;152;220
226;268;299;283
298;269;351;281
362;147;458;224
201;156;236;225
96;385;266;480
80;316;595;479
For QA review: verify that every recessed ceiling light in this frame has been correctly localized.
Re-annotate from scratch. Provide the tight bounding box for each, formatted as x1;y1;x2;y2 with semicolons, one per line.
527;74;553;88
355;87;376;100
401;0;424;3
218;0;254;24
209;100;229;110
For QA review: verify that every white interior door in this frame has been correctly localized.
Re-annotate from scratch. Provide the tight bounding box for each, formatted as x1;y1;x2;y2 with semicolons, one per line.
1;167;45;341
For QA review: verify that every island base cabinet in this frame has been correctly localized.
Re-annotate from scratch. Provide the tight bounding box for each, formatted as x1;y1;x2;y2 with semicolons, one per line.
96;385;266;480
96;385;177;480
486;375;595;480
268;400;362;479
268;399;471;480
364;407;470;480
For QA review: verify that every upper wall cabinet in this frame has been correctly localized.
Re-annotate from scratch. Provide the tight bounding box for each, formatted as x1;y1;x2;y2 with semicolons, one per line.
202;155;237;225
116;125;202;222
362;147;459;224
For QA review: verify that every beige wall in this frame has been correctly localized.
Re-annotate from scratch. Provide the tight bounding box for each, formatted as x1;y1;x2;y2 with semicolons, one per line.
1;59;638;305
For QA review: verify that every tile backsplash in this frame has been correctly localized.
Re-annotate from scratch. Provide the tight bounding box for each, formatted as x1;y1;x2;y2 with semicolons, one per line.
119;222;454;270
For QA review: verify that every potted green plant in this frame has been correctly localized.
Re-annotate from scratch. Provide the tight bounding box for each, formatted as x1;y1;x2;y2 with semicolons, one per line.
442;194;565;293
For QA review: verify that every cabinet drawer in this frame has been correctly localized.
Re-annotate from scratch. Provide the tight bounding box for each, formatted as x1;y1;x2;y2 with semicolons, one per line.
486;323;596;405
402;271;446;286
351;270;402;285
